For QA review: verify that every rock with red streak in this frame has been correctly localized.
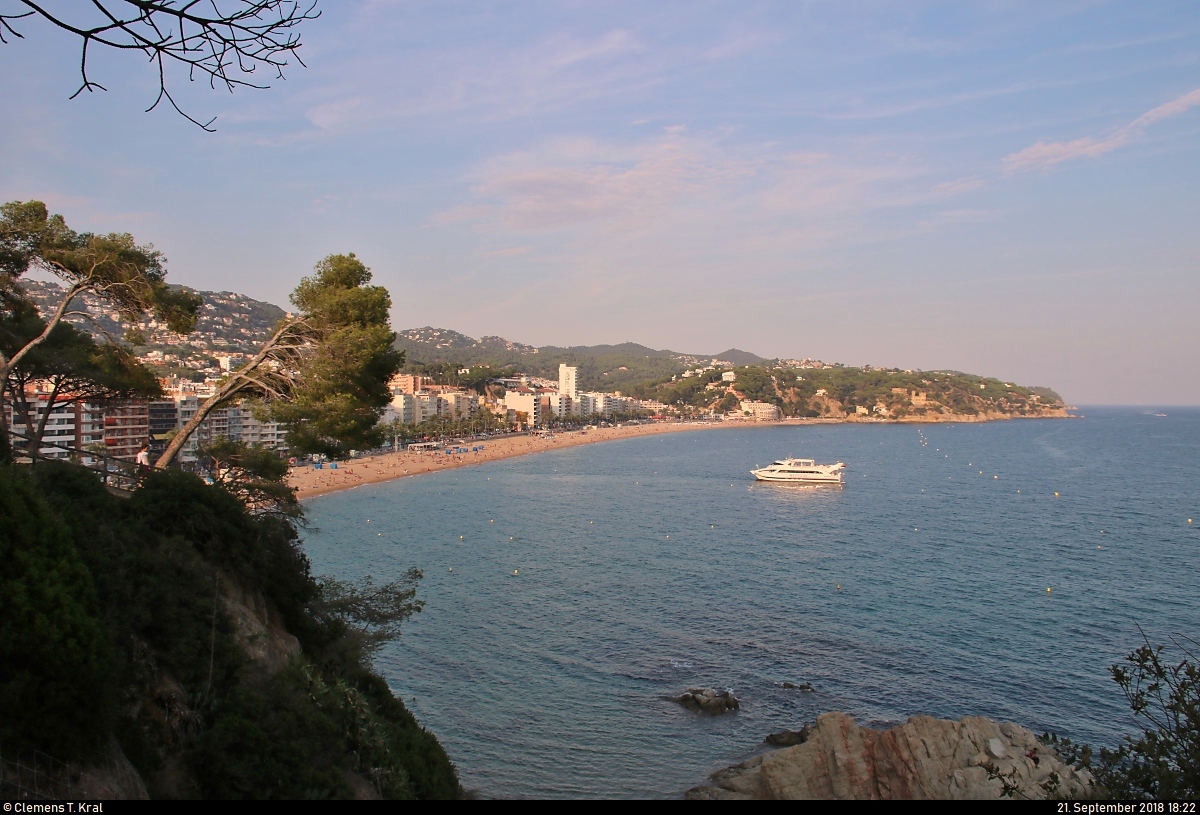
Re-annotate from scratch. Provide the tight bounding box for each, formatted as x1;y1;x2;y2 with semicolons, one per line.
685;712;1094;800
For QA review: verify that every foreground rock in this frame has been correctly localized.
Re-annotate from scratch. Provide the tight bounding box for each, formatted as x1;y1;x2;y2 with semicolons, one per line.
672;688;740;714
686;712;1094;800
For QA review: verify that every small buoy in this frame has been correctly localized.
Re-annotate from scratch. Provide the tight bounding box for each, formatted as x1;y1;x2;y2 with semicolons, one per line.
836;584;842;590
449;567;453;572
711;525;715;528
914;527;918;531
1100;530;1104;534
1054;492;1059;497
1047;587;1052;593
490;519;494;523
460;535;464;540
378;533;382;536
590;521;594;524
366;519;370;523
994;475;998;479
510;536;514;541
1189;519;1193;524
513;569;519;575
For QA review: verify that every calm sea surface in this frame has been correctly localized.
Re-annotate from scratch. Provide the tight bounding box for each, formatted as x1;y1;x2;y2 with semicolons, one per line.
300;408;1200;798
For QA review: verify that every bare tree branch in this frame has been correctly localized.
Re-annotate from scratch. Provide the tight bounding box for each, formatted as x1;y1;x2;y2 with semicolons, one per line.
2;0;320;130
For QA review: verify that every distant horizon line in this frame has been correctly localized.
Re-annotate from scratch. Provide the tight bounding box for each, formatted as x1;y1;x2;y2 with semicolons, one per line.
1071;404;1200;409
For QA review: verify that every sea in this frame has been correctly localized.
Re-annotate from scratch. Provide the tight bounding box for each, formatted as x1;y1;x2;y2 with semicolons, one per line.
299;407;1200;798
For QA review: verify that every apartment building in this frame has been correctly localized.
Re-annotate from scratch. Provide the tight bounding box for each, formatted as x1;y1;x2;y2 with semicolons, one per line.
148;399;178;457
104;399;151;459
387;392;416;424
504;389;542;426
3;396;80;459
545;392;574;418
558;364;578;399
389;374;427;395
739;400;781;421
439;391;479;420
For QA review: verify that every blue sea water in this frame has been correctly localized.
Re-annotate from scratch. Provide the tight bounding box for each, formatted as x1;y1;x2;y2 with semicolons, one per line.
300;408;1200;798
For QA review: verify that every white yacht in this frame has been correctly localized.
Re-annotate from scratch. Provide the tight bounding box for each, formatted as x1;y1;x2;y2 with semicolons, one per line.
751;457;845;484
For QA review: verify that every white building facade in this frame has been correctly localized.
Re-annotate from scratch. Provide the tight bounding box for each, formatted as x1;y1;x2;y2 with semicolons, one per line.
558;364;578;399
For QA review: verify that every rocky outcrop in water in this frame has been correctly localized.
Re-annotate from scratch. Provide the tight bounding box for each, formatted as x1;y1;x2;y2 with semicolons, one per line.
765;726;812;747
780;681;814;692
672;688;740;714
686;712;1094;800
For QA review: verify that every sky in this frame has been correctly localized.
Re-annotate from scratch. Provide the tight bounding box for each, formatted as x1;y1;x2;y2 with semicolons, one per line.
2;1;1198;404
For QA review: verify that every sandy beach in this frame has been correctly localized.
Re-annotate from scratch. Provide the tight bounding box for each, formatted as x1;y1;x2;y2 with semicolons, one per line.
289;409;1069;500
290;421;725;499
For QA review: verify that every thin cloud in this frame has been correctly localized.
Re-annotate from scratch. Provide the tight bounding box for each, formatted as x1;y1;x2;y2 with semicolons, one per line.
933;176;986;196
450;133;715;232
1004;87;1200;172
306;97;364;130
482;246;531;257
425;129;958;278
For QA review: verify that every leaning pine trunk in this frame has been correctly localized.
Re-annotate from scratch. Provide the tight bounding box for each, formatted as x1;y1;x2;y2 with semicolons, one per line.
155;375;240;468
155;317;301;468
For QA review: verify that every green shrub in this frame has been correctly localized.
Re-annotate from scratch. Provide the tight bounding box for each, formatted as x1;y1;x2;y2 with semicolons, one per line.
352;669;461;800
192;665;352;799
1047;636;1199;799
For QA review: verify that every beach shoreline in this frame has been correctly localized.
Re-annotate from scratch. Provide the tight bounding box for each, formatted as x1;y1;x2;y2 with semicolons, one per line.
291;410;1071;500
292;421;727;500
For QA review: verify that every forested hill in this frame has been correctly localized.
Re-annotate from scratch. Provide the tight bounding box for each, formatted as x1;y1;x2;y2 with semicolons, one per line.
633;364;1067;420
393;327;767;393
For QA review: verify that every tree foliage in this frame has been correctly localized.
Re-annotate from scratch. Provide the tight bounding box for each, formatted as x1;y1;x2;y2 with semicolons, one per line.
196;437;299;518
0;200;199;456
2;309;162;455
315;571;424;661
158;253;402;467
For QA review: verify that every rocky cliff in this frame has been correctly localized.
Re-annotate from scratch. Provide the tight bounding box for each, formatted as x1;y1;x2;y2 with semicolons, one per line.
686;712;1094;800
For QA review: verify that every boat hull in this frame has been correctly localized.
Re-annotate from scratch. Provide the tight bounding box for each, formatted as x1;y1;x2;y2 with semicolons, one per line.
751;471;843;484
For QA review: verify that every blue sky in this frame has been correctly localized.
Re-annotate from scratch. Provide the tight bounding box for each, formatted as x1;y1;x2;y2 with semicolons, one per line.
2;1;1198;403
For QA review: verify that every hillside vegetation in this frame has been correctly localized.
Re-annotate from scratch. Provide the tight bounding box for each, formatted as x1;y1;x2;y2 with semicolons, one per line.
631;365;1065;419
395;327;1063;419
0;462;459;799
393;326;766;393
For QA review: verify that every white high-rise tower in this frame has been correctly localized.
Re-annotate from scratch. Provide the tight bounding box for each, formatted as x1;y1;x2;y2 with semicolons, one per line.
558;363;578;399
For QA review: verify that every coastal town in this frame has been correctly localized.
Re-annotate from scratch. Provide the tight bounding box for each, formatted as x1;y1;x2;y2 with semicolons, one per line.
5;281;1066;471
